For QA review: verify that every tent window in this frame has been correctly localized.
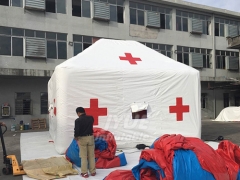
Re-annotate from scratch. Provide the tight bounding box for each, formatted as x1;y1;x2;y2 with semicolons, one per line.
131;102;148;119
132;110;147;119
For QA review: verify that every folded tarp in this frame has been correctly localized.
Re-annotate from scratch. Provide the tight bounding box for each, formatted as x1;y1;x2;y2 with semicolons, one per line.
104;134;240;180
65;127;127;169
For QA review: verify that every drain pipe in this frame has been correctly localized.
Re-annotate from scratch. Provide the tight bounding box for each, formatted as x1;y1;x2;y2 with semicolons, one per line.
212;14;216;119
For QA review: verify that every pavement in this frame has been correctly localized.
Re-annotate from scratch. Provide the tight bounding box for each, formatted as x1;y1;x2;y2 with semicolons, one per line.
1;120;240;180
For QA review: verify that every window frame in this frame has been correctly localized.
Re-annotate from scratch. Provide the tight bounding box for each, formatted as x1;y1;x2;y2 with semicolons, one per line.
15;92;32;115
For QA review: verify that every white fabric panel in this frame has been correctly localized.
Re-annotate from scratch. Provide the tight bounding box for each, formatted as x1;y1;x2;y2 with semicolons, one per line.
48;39;201;154
215;107;240;121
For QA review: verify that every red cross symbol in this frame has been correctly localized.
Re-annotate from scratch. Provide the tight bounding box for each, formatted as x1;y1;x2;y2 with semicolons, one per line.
119;53;142;65
85;99;107;125
169;97;189;121
54;99;57;116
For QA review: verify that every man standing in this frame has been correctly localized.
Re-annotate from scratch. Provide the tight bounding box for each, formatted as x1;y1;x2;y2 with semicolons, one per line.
74;107;96;178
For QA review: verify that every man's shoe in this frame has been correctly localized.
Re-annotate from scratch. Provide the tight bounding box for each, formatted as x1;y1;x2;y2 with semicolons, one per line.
81;173;89;178
91;172;96;176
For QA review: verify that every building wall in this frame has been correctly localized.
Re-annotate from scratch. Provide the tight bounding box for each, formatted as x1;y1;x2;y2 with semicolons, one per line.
0;76;49;129
0;0;240;126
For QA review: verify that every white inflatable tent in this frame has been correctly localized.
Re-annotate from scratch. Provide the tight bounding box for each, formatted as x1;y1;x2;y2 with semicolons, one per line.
215;107;240;121
48;39;201;154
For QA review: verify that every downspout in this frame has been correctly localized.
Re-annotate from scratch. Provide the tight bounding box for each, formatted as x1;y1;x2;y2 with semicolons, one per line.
212;14;216;119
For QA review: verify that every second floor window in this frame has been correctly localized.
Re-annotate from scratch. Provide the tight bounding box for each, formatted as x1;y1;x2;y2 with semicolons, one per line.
0;0;22;7
0;26;67;59
46;0;66;14
176;10;211;35
216;50;239;69
129;2;172;29
177;46;212;68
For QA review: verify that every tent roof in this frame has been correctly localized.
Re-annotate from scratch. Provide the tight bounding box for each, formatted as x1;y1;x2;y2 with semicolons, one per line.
57;39;198;73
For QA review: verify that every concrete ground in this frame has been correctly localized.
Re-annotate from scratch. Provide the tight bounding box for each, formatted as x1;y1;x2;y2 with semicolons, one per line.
1;120;240;180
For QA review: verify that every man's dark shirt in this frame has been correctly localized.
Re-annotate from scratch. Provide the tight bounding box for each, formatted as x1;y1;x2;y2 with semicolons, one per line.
74;114;94;137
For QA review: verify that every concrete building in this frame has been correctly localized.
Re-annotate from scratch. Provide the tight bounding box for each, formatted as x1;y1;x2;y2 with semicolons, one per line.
0;0;240;129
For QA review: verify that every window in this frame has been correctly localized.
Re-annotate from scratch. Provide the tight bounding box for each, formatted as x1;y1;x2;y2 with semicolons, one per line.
0;26;67;59
132;110;147;119
215;18;225;37
201;93;207;109
0;0;22;6
129;2;172;29
41;92;48;114
46;0;66;14
47;32;67;59
0;0;9;6
176;10;210;34
15;92;31;115
215;18;240;37
108;0;124;23
216;50;239;69
177;46;211;67
141;42;172;58
73;35;101;56
72;0;91;18
0;26;23;56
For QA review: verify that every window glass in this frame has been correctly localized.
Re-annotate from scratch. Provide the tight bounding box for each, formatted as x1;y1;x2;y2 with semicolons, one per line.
0;36;11;55
130;9;137;24
220;24;224;37
12;37;23;56
117;6;124;23
57;33;67;41
184;53;189;65
117;0;124;5
0;0;9;6
110;5;117;22
82;0;91;18
47;41;57;59
109;0;116;4
25;30;35;37
56;0;66;14
46;32;56;39
12;28;24;36
182;18;188;32
176;17;182;31
46;0;56;13
12;0;22;7
36;31;45;38
83;36;92;43
58;42;67;59
0;26;11;35
137;10;144;26
74;42;82;56
137;3;144;10
166;14;171;29
72;0;81;17
215;23;219;36
160;14;165;29
129;2;136;8
73;35;82;42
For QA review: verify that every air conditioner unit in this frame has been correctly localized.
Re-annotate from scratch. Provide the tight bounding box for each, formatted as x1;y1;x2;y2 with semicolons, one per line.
190;19;203;35
226;25;238;38
226;56;239;70
190;53;203;68
25;0;46;11
146;11;160;28
93;1;110;21
25;37;46;59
